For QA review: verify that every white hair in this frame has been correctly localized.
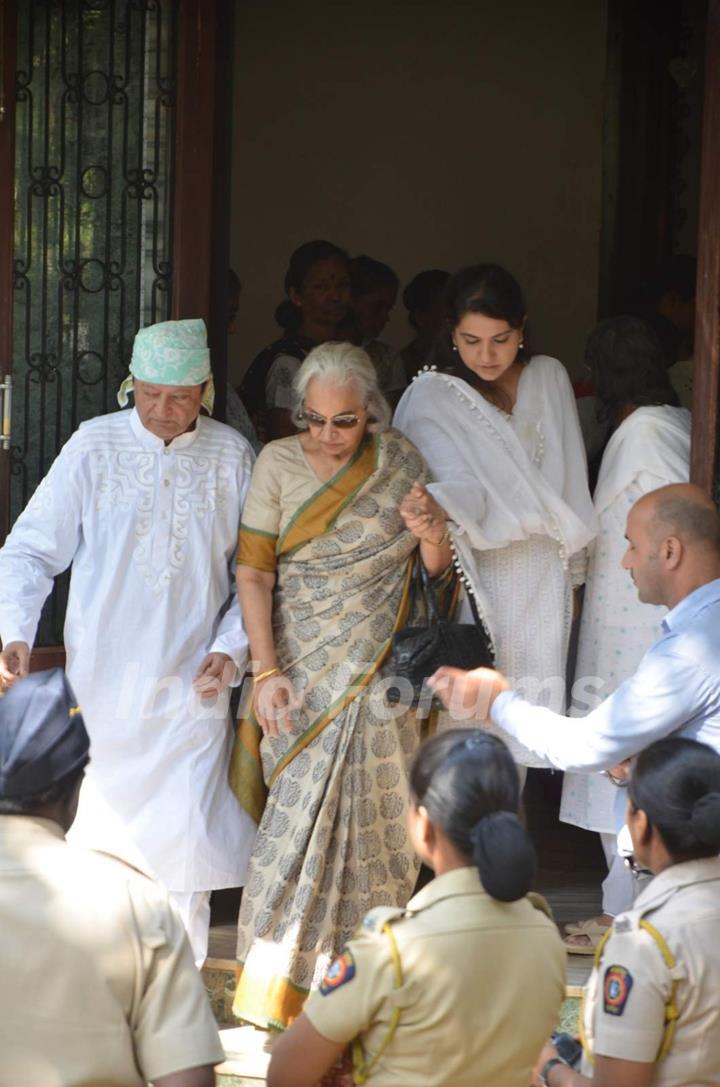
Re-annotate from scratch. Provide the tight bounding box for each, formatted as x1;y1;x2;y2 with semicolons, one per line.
291;341;392;433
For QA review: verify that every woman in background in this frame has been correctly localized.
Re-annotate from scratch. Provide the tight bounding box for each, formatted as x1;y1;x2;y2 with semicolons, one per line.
345;254;406;404
239;240;351;440
398;268;451;382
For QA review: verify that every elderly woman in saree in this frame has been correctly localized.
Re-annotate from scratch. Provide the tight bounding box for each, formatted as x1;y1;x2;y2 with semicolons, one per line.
394;264;596;772
230;341;452;1030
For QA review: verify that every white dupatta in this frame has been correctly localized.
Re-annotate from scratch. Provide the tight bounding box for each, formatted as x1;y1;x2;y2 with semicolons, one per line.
592;406;691;516
394;359;597;634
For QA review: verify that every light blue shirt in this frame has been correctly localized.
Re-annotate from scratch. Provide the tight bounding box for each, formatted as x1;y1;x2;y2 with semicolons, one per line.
492;578;720;771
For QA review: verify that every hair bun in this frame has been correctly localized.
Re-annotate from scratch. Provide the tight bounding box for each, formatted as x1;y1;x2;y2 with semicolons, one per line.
471;810;536;902
690;792;720;847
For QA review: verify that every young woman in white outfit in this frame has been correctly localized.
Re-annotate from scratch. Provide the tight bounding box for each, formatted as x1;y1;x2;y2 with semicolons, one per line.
560;316;691;952
394;264;596;773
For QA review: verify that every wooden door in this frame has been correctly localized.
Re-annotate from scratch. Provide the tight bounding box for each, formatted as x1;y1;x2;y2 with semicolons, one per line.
692;0;720;500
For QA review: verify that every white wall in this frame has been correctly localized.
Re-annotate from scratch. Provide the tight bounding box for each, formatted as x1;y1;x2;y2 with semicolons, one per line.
229;0;608;382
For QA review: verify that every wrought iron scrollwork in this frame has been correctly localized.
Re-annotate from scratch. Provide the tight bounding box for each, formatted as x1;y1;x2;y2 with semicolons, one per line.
11;0;178;644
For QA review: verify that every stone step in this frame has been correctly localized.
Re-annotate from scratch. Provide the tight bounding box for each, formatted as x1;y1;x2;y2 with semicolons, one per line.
216;1025;272;1084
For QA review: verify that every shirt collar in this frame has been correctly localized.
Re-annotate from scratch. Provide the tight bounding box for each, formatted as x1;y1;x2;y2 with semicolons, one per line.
406;865;485;912
634;855;720;911
128;406;202;451
661;577;720;633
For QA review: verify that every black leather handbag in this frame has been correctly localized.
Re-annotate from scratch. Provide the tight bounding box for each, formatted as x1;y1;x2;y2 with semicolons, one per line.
383;558;495;708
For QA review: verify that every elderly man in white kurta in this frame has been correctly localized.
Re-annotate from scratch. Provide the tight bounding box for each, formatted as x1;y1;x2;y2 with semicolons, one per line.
0;319;255;963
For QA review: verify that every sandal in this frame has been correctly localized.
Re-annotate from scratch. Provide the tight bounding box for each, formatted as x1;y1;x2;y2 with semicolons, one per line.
563;928;609;955
564;917;611;937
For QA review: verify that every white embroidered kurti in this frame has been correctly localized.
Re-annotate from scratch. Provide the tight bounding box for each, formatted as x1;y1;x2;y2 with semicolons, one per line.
560;406;692;831
0;408;256;892
395;357;596;766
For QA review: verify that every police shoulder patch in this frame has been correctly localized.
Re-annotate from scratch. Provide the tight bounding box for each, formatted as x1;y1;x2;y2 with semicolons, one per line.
603;964;634;1016
319;948;356;995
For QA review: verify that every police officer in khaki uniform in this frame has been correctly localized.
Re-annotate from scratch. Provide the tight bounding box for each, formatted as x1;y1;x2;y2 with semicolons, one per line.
532;737;720;1087
268;730;566;1087
0;668;225;1087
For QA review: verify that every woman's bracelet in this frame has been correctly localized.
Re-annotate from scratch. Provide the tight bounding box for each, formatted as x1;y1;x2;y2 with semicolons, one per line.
254;666;280;684
423;528;450;548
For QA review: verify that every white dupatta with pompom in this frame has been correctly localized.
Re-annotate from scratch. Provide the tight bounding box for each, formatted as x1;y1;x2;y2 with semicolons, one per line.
394;356;597;655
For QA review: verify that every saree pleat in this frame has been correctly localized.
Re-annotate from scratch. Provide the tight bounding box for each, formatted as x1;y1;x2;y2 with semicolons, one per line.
230;430;429;1029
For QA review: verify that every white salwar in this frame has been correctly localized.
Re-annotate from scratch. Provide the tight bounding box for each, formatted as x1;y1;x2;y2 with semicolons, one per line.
0;409;257;911
560;406;692;846
394;357;597;766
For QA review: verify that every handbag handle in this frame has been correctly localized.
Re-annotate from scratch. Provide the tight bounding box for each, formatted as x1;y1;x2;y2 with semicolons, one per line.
415;555;440;622
416;550;486;630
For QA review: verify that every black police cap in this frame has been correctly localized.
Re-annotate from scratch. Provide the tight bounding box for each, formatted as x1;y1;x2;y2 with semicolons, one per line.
0;668;90;800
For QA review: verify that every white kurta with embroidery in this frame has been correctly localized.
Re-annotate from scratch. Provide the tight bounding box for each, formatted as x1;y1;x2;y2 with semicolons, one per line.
0;408;256;892
560;406;692;832
395;358;596;767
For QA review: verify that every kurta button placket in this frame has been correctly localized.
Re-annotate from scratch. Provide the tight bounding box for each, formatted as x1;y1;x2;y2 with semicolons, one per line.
152;448;175;567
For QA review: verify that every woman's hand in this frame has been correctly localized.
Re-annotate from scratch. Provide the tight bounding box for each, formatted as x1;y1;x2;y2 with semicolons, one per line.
253;671;301;737
531;1042;561;1087
400;481;448;544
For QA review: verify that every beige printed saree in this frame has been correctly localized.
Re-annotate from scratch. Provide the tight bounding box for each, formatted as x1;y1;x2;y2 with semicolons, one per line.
229;429;430;1029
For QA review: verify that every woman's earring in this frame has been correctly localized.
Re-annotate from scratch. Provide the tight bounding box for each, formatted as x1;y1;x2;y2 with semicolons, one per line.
519;341;524;349
452;344;458;352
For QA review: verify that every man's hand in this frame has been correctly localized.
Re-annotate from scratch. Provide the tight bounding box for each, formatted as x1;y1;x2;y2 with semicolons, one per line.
0;641;31;690
606;758;632;785
428;665;510;719
192;652;237;698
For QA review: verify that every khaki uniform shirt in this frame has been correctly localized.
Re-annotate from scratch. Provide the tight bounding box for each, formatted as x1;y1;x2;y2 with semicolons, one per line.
0;816;224;1086
304;866;566;1087
583;856;720;1085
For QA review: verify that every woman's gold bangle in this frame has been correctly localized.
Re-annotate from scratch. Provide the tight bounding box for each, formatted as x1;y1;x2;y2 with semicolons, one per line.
254;666;280;684
424;529;450;548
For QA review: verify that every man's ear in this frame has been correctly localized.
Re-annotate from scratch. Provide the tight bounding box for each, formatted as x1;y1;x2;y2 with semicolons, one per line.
664;534;683;571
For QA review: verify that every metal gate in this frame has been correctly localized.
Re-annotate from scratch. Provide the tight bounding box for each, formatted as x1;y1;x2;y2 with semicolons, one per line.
4;0;177;644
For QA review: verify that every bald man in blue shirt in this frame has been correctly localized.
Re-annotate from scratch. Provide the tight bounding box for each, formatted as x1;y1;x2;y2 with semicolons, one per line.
430;484;720;770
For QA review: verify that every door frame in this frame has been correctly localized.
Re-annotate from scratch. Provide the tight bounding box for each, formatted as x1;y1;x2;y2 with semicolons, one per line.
0;0;16;545
172;0;235;421
691;0;720;496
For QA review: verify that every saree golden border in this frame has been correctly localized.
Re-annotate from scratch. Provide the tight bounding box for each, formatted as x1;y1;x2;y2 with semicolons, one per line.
232;967;309;1032
277;435;377;557
237;524;278;573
